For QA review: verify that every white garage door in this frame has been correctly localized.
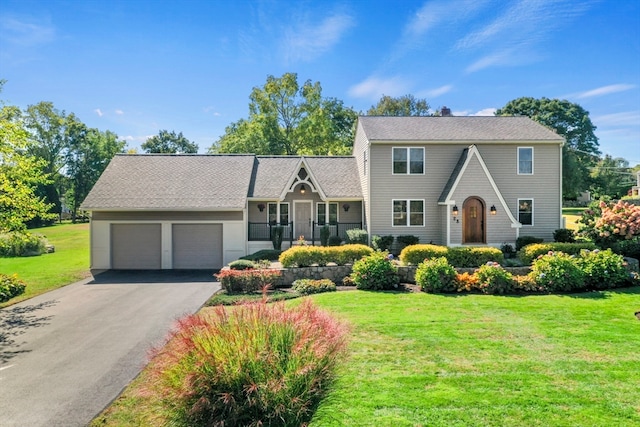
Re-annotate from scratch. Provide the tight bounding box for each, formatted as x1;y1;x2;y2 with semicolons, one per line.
111;224;162;269
172;224;223;269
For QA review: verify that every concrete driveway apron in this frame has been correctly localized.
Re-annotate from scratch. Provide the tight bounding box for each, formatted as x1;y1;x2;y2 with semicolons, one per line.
0;270;219;427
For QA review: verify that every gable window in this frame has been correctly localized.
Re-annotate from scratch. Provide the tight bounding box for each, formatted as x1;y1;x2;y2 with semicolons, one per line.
268;203;289;225
518;147;533;175
317;203;338;225
393;199;424;226
518;199;533;226
393;147;424;174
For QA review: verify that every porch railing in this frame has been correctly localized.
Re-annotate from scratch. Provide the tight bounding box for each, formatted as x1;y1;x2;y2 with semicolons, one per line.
248;222;294;246
311;221;363;244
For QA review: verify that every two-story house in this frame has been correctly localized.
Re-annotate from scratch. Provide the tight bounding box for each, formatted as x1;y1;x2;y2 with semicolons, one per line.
81;116;563;271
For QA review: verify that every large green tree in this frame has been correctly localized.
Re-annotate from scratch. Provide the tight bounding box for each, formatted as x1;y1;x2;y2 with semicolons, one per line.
589;155;635;199
66;127;126;221
142;130;198;153
210;73;358;155
495;97;600;198
0;104;55;232
366;94;431;116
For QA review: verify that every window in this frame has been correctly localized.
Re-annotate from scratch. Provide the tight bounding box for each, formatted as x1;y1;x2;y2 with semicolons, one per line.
317;203;338;225
518;199;533;226
268;203;289;225
393;199;424;226
518;147;533;175
393;147;424;174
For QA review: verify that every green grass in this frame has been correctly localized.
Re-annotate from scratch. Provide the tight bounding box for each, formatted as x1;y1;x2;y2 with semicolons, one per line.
562;207;586;231
92;288;640;426
0;223;90;307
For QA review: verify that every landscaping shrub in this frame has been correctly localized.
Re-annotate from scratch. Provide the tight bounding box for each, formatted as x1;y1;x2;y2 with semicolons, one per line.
519;242;597;264
320;225;331;246
350;251;399;290
399;244;447;265
327;235;343;246
279;245;372;267
515;235;544;251
228;259;256;270
415;257;457;293
500;242;515;258
346;228;368;245
271;226;284;250
241;250;282;261
455;272;479;292
553;228;575;243
529;252;584;292
612;237;640;260
578;199;640;247
447;246;504;268
397;235;420;248
0;273;27;303
475;262;515;295
292;278;337;295
0;232;47;257
371;235;395;252
215;269;282;293
147;299;348;427
578;249;629;290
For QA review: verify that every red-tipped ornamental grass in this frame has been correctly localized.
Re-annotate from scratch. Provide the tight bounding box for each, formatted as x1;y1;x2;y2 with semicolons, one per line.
146;299;349;427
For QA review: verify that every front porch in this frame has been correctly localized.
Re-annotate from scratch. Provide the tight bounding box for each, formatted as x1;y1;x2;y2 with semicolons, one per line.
248;221;364;245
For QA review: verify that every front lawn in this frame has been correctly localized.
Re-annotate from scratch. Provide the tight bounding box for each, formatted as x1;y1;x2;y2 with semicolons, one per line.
562;207;586;231
92;288;640;426
0;223;90;307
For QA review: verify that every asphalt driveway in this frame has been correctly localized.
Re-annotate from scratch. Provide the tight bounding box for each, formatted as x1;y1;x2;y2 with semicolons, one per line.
0;270;220;427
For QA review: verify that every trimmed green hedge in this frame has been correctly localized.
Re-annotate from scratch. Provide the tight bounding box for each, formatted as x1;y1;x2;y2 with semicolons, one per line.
279;244;373;267
399;244;503;267
519;242;597;264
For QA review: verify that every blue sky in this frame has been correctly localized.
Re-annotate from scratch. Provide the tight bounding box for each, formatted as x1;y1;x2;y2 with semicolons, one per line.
1;0;638;164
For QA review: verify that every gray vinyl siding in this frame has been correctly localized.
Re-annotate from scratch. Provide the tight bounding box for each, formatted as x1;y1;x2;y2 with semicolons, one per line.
353;121;370;231
478;144;561;241
92;211;243;221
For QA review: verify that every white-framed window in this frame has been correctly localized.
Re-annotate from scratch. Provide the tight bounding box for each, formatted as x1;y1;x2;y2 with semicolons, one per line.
518;147;534;175
393;147;424;174
317;203;338;225
393;199;424;226
518;198;533;226
268;202;289;225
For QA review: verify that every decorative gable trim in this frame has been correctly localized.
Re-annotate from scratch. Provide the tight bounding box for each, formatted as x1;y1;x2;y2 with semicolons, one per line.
439;145;520;228
279;157;327;200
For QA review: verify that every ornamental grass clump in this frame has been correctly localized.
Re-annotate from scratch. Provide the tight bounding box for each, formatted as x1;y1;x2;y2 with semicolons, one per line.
147;299;349;427
415;257;457;293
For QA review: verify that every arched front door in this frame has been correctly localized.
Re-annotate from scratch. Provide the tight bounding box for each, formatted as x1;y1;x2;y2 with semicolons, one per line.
463;197;485;244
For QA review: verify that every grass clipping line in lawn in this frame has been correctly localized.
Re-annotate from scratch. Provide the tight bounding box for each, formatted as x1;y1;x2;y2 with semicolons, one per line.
142;298;349;427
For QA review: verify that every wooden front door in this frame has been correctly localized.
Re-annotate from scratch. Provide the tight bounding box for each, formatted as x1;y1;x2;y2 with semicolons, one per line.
463;197;485;244
294;202;312;240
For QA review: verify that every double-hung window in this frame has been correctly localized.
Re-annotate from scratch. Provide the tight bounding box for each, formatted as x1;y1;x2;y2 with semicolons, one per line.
518;199;533;226
317;203;338;225
393;147;424;174
518;147;533;175
268;203;289;225
393;199;424;226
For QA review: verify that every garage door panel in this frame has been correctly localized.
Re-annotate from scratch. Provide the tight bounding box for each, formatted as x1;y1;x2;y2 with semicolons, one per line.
173;224;222;269
111;224;161;269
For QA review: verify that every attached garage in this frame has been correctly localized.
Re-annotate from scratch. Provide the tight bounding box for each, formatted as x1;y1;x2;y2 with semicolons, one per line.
172;224;223;269
111;223;161;269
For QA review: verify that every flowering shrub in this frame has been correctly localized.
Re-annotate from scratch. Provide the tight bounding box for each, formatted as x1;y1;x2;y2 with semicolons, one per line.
577;249;628;290
0;273;26;303
528;252;584;292
350;251;399;290
292;278;337;295
0;232;47;257
455;272;479;292
147;300;348;426
519;242;596;264
215;269;281;293
578;200;640;246
415;257;457;293
475;262;515;295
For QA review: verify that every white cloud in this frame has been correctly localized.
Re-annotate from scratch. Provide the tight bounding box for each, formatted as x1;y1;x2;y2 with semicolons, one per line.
282;12;354;62
420;84;453;98
574;84;637;99
115;109;124;115
348;76;411;101
94;108;103;117
593;111;640;126
406;0;489;37
0;16;55;46
470;108;497;116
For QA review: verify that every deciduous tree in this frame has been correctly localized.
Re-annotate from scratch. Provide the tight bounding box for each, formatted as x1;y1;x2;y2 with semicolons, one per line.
142;130;198;153
366;94;431;116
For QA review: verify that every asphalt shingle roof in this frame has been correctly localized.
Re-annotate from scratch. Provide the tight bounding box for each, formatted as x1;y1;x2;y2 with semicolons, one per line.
81;154;255;210
358;116;564;142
